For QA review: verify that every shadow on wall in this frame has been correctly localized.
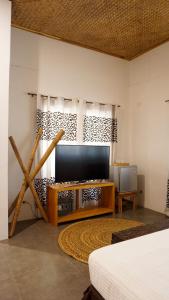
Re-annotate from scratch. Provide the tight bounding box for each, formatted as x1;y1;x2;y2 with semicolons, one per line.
9;28;40;221
137;175;145;207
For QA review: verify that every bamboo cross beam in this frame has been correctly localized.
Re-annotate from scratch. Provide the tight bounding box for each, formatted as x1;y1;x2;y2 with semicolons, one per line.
30;129;64;181
8;128;43;217
9;129;64;237
9;136;48;222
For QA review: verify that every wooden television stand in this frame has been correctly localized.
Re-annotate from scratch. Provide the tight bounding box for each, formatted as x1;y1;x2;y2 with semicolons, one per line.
47;180;115;226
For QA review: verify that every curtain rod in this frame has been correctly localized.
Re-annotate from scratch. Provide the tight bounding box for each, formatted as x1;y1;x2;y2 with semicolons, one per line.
27;93;121;107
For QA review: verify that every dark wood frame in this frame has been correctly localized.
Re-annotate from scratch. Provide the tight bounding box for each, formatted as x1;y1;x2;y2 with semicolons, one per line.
82;285;104;300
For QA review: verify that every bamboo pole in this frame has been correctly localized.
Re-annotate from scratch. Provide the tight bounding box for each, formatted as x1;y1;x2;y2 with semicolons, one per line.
30;129;64;180
9;136;48;222
9;129;64;237
27;128;43;172
8;128;43;217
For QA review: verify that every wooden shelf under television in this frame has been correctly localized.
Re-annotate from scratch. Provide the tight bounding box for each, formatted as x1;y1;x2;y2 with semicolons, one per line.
47;180;115;226
57;207;114;224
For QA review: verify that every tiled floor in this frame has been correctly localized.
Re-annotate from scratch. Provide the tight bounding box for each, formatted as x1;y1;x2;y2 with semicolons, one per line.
0;208;167;300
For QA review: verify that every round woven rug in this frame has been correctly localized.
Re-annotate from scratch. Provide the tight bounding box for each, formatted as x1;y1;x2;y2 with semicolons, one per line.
58;218;143;263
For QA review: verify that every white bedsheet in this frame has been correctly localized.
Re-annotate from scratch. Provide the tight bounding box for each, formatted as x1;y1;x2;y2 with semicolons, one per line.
89;229;169;300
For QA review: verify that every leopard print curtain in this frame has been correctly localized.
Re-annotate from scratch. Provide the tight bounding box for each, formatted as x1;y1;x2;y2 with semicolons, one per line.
35;95;78;212
81;102;117;206
83;102;117;143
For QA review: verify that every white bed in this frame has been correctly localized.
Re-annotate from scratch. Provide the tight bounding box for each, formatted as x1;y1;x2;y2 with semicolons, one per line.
89;229;169;300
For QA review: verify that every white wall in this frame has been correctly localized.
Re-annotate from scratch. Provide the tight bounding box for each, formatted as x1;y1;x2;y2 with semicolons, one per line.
10;25;169;217
9;28;129;220
129;42;169;213
0;0;11;240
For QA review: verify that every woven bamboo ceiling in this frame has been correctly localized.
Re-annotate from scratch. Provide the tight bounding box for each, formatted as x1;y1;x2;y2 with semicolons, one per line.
11;0;169;60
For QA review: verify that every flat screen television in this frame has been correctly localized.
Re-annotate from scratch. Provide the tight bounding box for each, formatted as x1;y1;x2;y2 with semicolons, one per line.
55;145;110;183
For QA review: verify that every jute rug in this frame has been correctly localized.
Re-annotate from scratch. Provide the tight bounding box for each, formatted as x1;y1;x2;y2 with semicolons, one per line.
58;218;143;263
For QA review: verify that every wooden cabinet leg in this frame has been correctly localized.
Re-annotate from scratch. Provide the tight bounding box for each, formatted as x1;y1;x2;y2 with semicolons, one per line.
118;196;122;213
133;196;136;211
102;186;115;216
48;188;58;225
76;190;80;210
112;186;115;216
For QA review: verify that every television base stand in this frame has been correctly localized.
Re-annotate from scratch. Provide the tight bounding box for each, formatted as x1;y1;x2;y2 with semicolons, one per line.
47;180;115;225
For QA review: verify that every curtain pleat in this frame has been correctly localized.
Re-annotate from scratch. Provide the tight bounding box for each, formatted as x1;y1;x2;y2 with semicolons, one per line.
165;179;169;217
35;96;78;210
81;102;117;205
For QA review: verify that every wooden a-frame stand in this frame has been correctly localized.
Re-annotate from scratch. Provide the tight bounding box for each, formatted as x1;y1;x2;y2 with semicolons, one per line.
8;128;64;237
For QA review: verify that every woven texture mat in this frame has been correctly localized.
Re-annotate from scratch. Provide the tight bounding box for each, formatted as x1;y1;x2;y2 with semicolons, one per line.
12;1;169;60
58;218;143;263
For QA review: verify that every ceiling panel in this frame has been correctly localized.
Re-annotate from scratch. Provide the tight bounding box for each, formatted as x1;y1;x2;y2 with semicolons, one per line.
11;0;169;60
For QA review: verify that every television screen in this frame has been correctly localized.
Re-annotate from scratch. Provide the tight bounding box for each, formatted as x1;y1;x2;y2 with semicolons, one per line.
55;145;110;183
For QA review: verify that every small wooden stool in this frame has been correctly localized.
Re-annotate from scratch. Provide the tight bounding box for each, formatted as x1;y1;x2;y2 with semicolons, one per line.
117;191;137;213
